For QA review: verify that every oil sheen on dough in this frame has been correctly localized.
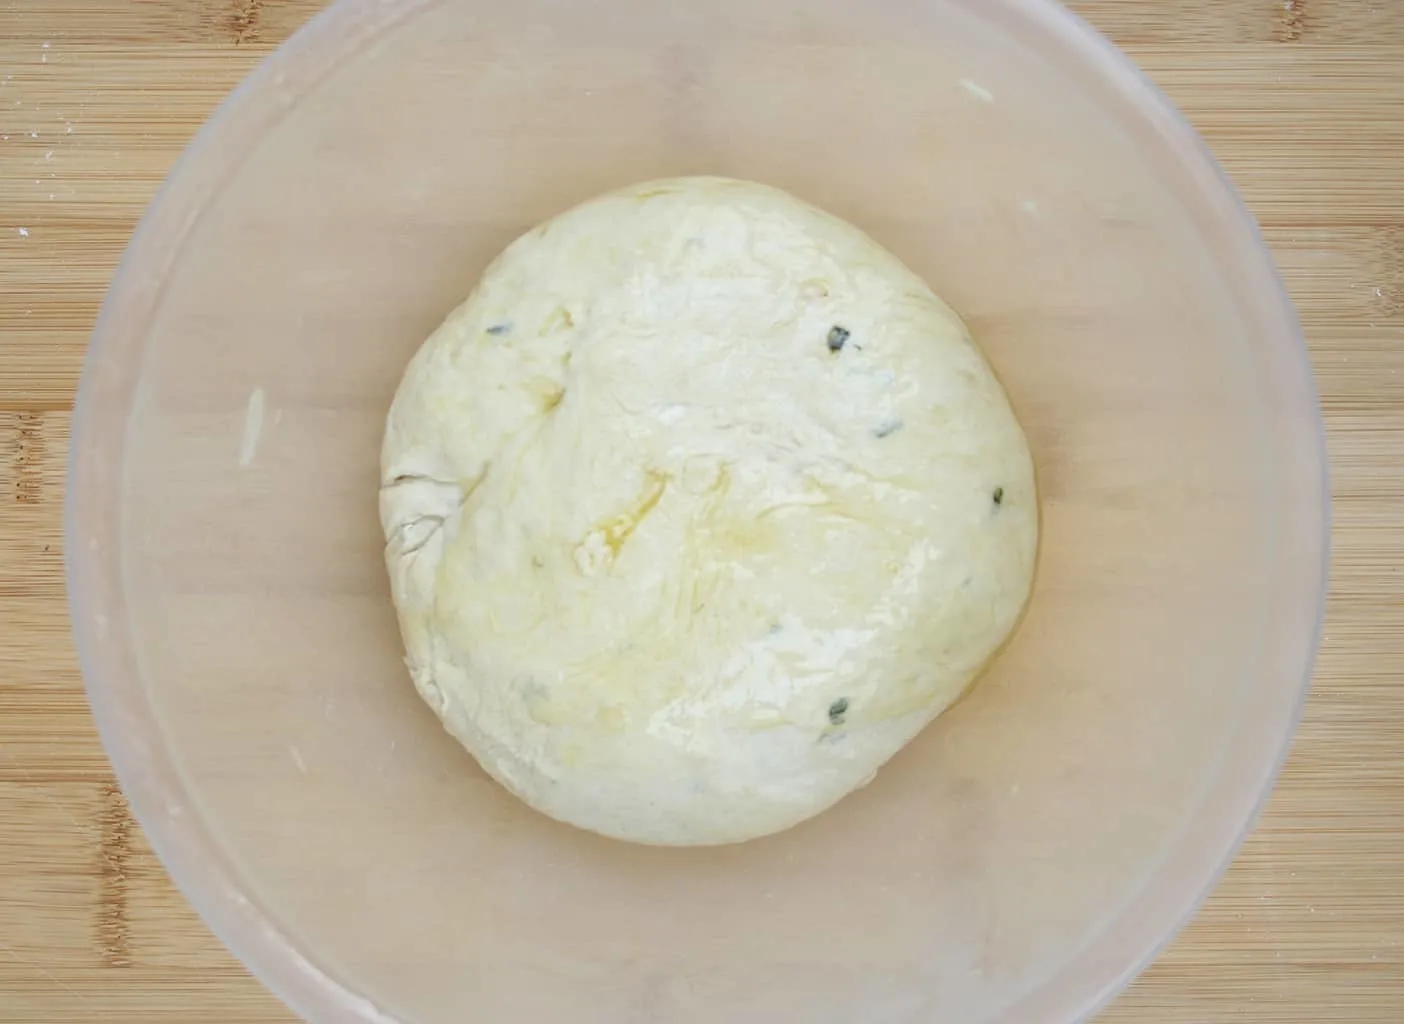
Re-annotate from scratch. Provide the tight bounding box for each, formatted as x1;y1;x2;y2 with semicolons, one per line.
381;177;1037;846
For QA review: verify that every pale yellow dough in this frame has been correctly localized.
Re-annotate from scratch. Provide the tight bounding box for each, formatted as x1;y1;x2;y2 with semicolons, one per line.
381;177;1036;846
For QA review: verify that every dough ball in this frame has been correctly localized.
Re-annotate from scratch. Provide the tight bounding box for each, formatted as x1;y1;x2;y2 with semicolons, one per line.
381;177;1037;846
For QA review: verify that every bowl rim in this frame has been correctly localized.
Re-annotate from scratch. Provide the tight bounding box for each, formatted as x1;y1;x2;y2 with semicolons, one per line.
65;1;1329;1022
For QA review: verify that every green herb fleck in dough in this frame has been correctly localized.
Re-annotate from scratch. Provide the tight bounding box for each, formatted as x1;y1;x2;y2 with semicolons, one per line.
992;486;1005;506
487;322;513;336
875;419;903;439
828;697;849;725
827;325;850;352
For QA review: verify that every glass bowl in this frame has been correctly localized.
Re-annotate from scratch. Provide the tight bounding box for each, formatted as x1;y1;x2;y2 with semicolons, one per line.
66;0;1328;1021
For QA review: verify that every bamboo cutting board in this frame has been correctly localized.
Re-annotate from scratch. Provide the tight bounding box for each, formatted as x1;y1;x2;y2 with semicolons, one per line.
1;1;1401;1021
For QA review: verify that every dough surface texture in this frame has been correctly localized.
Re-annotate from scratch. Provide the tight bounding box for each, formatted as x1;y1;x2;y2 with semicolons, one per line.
381;177;1037;845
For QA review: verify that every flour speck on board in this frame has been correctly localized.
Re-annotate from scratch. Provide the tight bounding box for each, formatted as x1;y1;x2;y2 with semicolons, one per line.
239;387;266;467
16;228;28;238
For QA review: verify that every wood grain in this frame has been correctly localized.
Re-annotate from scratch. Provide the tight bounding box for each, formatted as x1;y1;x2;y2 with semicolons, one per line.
2;0;1402;1021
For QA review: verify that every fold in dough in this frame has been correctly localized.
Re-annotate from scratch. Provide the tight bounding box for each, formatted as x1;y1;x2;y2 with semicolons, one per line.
381;177;1037;846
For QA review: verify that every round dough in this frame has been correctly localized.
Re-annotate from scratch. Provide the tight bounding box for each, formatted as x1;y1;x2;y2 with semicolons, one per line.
381;177;1036;846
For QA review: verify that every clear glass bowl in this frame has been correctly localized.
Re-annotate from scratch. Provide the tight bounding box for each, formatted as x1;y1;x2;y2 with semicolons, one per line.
66;0;1328;1022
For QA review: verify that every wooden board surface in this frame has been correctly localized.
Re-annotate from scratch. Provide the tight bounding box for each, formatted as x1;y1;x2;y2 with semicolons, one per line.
1;1;1401;1021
